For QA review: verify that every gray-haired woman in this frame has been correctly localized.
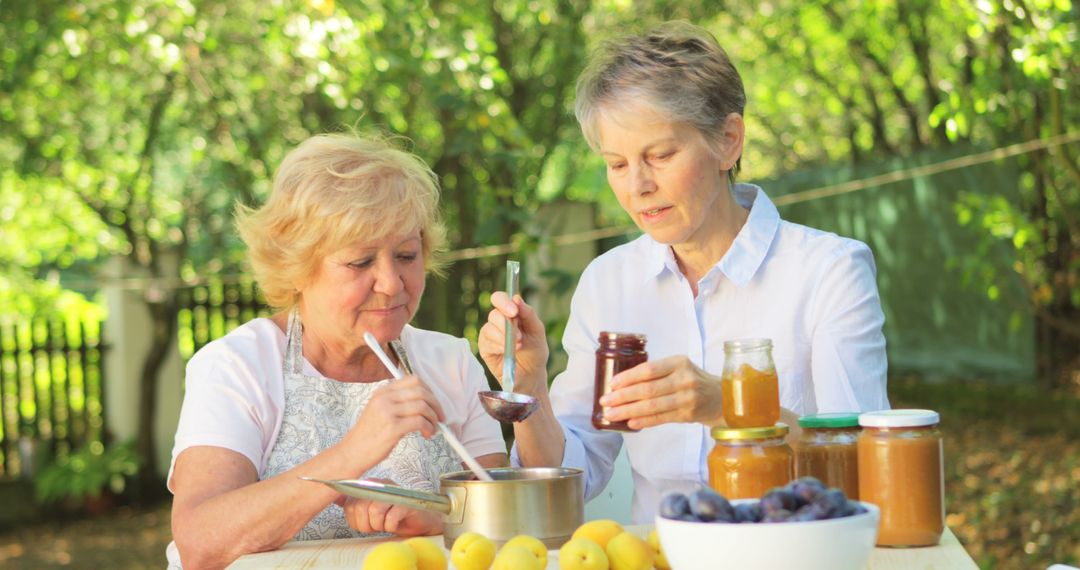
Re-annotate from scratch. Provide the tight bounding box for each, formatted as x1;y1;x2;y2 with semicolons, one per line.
479;21;889;523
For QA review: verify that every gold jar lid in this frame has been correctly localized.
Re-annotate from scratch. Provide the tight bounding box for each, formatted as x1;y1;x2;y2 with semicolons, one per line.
711;423;789;441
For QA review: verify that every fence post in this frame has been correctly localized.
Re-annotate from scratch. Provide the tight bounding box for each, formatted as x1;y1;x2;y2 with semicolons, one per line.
526;199;598;371
102;254;185;479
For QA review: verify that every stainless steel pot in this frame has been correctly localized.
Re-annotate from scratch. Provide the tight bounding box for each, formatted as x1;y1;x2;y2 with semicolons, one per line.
306;467;583;548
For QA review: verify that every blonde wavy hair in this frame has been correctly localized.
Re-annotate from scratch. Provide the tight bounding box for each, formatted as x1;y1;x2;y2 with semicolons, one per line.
574;20;746;182
235;132;448;310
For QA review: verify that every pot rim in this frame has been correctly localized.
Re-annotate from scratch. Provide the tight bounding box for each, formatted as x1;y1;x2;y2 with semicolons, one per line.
440;466;584;483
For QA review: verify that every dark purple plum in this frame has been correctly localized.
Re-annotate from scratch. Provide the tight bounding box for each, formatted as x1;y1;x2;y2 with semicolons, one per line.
688;488;736;522
760;488;799;515
658;485;864;526
733;501;763;523
811;488;849;519
790;502;829;522
787;507;818;522
788;476;827;506
659;491;691;520
762;508;793;523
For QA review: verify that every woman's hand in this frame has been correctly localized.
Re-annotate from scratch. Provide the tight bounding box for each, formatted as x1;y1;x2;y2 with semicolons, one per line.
598;355;726;429
341;479;443;536
478;292;550;396
347;375;445;459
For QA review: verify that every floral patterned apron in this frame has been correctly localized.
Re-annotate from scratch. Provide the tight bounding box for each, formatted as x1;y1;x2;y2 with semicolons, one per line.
261;309;460;540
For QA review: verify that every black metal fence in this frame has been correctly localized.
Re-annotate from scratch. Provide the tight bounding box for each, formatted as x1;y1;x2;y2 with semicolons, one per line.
0;278;271;480
0;319;106;478
176;278;270;359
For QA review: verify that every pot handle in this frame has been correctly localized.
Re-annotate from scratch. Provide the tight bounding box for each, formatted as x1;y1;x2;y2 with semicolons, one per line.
299;477;453;515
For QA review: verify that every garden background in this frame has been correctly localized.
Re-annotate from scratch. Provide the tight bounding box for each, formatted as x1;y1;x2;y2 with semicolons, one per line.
0;0;1077;568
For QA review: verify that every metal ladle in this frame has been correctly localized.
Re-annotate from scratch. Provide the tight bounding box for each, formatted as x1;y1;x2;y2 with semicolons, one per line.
479;260;540;423
362;332;493;482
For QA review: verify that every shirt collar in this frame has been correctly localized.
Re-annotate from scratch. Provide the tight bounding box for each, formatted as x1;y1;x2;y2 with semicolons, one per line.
645;234;678;280
644;183;780;288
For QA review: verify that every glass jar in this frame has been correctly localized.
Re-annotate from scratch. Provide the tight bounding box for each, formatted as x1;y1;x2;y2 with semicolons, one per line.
796;413;861;500
721;339;780;428
708;423;793;499
858;409;944;547
591;332;647;432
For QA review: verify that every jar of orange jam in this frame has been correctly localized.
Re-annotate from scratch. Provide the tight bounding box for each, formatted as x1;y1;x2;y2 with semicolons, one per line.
720;339;780;428
796;413;861;500
708;423;793;499
858;410;944;547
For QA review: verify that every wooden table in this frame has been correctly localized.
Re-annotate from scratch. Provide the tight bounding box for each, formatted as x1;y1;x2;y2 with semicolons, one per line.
229;526;978;569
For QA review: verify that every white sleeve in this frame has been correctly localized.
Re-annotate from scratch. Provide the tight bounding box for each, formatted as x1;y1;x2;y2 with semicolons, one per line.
453;338;511;458
511;267;624;502
167;346;278;492
807;241;890;413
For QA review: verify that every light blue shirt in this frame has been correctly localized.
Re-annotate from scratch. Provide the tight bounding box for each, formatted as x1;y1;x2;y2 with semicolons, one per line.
513;184;889;523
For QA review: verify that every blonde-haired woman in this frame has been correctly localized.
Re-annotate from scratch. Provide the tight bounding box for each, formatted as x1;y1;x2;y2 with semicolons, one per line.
167;133;507;569
479;21;889;524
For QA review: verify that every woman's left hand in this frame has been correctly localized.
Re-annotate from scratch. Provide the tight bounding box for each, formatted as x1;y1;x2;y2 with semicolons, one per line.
340;479;442;536
598;355;725;429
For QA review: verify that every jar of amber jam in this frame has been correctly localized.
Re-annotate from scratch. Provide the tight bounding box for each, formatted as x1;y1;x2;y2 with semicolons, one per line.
708;423;793;499
592;332;647;432
796;413;861;500
721;339;780;428
858;410;944;547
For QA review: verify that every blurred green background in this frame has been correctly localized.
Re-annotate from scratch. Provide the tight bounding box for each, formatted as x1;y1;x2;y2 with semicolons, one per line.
1;0;1077;568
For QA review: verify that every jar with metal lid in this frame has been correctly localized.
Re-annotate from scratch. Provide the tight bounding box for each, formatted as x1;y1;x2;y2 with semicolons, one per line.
721;339;780;428
796;412;861;500
858;409;944;547
708;423;793;499
591;331;647;432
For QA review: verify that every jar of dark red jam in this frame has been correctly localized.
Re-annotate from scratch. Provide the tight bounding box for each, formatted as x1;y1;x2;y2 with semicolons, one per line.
592;331;647;432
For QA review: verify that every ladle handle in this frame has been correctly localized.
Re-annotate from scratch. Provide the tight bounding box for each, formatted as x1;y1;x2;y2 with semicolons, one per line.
502;260;520;392
362;332;494;482
299;476;453;515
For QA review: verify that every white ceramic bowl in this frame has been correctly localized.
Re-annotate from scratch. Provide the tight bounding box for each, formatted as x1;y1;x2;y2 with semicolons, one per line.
655;500;880;570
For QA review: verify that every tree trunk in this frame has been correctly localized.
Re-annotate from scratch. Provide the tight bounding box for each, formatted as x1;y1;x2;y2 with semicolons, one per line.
135;294;179;499
1036;308;1080;391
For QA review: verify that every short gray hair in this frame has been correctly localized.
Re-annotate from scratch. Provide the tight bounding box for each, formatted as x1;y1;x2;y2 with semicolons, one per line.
574;20;746;181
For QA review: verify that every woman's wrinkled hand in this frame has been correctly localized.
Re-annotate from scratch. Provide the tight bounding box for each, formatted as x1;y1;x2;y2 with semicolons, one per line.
598;355;725;429
477;292;550;396
349;375;445;459
340;479;443;536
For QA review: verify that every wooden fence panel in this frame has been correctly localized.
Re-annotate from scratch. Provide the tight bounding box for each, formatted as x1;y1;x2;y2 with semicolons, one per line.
177;279;269;359
0;278;262;479
0;319;105;479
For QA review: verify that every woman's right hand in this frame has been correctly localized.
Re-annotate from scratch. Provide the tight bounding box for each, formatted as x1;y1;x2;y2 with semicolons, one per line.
478;292;550;396
341;479;443;536
348;375;445;459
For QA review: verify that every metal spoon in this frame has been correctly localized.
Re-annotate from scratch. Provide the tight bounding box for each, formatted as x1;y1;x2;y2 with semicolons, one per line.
479;260;540;423
363;332;493;482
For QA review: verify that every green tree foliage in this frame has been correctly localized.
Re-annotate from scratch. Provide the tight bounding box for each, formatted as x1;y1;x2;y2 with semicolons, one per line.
1;0;598;487
694;0;1079;388
0;0;1077;492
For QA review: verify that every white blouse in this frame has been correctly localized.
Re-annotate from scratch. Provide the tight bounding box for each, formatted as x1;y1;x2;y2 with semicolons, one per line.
168;320;506;489
515;184;890;523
